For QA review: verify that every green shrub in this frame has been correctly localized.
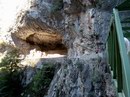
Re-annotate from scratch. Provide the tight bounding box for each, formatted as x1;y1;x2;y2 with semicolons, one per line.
51;0;63;13
0;50;23;97
76;62;83;72
23;63;55;97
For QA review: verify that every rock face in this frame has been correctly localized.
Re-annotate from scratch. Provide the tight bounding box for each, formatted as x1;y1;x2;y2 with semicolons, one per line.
0;0;125;97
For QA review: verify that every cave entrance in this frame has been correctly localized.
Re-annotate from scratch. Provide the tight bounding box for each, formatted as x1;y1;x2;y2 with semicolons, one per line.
25;32;67;58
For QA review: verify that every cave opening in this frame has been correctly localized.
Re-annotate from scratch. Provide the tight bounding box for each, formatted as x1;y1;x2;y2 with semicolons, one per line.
27;41;67;55
11;30;68;58
25;32;68;58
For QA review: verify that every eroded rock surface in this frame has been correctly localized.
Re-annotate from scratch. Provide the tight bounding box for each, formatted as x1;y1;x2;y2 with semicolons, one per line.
0;0;124;97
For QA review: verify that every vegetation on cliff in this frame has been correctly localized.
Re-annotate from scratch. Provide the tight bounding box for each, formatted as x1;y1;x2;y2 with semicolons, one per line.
23;63;56;97
0;50;23;97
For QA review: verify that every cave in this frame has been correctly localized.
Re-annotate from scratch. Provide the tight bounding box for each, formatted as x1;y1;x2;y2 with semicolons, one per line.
26;33;66;49
25;32;67;55
12;31;68;56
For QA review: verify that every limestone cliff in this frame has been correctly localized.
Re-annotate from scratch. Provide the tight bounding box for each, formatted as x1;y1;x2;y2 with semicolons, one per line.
0;0;124;97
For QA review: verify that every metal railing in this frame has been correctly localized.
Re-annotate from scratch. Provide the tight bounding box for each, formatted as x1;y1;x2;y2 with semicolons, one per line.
107;8;130;97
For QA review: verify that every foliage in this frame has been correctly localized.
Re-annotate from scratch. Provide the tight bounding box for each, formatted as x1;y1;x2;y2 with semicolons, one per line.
51;0;63;13
0;50;20;70
23;63;55;97
92;69;102;85
0;50;23;97
76;62;84;72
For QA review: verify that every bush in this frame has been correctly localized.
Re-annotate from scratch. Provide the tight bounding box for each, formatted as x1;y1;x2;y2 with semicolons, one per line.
23;63;55;97
0;50;23;97
51;0;63;13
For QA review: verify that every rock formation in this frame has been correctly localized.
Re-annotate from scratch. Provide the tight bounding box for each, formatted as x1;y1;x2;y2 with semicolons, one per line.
0;0;125;97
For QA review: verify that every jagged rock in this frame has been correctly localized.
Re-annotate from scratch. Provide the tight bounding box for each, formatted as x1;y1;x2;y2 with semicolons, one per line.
0;0;125;97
